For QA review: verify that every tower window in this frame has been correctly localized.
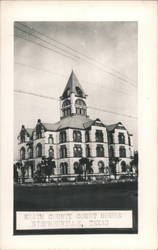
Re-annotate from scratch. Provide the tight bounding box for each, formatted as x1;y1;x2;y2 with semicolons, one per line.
75;99;86;106
95;130;104;142
62;99;71;107
76;87;83;97
73;130;82;142
96;145;104;157
73;145;82;157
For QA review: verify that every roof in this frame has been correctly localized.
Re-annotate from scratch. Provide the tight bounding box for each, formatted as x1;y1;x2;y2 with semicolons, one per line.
106;122;127;132
43;116;94;131
106;123;118;132
61;70;86;99
25;128;34;136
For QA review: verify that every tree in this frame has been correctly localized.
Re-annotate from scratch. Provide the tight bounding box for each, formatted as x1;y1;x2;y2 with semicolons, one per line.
109;157;120;180
41;156;56;182
79;157;94;180
130;151;138;175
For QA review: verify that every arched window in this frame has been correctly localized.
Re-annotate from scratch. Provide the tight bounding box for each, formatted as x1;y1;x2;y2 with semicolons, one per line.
118;133;125;144
98;161;105;173
48;134;54;144
49;147;54;158
95;130;103;142
109;146;114;158
121;161;127;172
60;131;67;143
73;130;82;142
76;87;83;97
119;146;126;158
75;99;86;106
96;145;104;157
85;131;90;142
20;147;25;160
60;162;68;175
86;145;91;157
73;162;79;174
60;145;67;158
36;143;42;157
27;146;33;159
62;99;71;107
73;145;82;157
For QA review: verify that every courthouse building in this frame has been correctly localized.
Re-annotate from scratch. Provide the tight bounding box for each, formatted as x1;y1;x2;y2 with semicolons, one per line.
17;71;134;179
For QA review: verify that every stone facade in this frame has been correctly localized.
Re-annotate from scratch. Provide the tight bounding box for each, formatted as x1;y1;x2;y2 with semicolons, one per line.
17;71;135;178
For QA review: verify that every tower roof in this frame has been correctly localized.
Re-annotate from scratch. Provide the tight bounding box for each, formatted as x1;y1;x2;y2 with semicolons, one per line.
61;70;86;99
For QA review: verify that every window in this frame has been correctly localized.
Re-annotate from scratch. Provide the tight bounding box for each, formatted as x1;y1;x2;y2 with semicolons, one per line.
62;99;71;107
60;145;67;158
36;143;42;157
63;108;71;117
85;131;90;142
96;145;104;157
76;87;83;97
128;136;131;146
75;99;86;106
20;147;25;160
86;145;91;157
73;162;79;174
48;135;54;144
49;147;54;158
60;131;67;143
73;130;82;142
95;130;103;142
119;146;126;158
121;161;127;172
73;145;82;157
118;133;125;144
109;146;114;158
108;133;113;144
98;161;105;173
60;162;68;175
27;146;33;159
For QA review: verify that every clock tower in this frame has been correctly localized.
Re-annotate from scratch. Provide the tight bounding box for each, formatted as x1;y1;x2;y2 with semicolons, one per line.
60;70;88;119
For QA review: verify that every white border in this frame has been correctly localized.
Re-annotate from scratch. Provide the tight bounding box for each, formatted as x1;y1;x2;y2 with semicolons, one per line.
0;1;157;249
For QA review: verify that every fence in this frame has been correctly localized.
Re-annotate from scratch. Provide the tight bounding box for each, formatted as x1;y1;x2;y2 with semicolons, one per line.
14;172;138;184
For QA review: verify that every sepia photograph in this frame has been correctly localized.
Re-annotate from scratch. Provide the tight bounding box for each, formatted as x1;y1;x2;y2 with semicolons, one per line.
0;0;157;249
13;21;138;234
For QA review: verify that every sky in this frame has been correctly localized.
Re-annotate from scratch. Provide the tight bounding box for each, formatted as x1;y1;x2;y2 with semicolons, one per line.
14;21;138;160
